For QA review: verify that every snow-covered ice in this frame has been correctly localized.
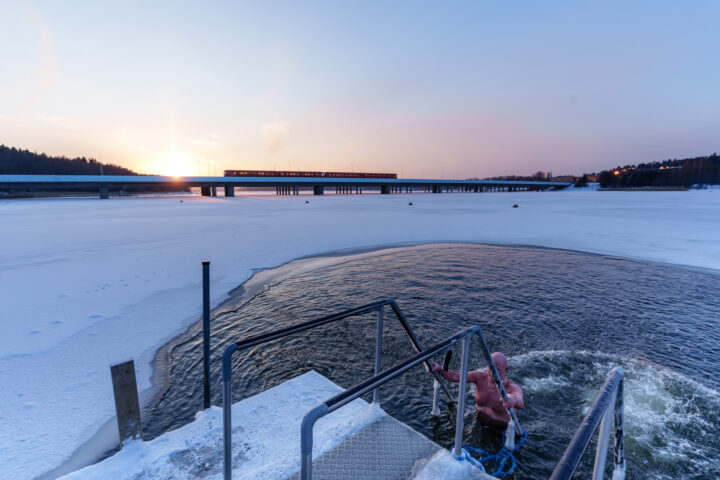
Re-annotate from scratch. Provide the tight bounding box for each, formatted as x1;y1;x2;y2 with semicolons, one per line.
1;189;719;478
60;371;384;480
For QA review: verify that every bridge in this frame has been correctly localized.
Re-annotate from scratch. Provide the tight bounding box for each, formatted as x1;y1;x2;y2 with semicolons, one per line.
0;174;571;198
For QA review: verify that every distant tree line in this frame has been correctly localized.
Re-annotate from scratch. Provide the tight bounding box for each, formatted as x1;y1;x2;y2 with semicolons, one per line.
0;145;188;194
0;144;137;175
597;154;720;188
474;171;551;182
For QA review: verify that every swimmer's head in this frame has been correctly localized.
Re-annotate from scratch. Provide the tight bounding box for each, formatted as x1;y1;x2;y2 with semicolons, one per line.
490;352;509;379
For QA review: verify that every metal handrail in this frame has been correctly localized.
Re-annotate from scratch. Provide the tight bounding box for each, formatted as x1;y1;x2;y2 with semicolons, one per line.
300;325;524;480
550;366;625;480
220;298;453;480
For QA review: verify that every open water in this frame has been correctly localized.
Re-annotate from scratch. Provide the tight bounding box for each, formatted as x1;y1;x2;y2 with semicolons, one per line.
146;244;720;479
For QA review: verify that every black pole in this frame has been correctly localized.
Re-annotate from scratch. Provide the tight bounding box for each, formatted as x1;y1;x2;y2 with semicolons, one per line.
202;260;211;409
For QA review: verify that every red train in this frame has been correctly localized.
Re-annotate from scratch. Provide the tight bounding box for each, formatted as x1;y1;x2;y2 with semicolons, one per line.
224;170;397;179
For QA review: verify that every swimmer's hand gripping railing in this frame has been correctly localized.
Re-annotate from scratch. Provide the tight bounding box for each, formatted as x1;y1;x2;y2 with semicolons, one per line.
220;298;454;480
299;325;524;480
550;366;625;480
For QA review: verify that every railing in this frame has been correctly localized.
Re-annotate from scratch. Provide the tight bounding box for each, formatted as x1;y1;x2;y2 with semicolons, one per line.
550;367;625;480
220;298;455;480
299;325;524;479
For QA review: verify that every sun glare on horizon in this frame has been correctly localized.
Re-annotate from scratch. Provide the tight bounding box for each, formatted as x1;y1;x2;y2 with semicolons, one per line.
150;152;200;177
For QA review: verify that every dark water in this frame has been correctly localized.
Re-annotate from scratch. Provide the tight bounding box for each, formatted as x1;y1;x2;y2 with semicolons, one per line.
146;244;720;479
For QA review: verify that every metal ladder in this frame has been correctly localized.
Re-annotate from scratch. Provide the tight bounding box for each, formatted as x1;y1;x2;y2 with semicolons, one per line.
220;299;523;480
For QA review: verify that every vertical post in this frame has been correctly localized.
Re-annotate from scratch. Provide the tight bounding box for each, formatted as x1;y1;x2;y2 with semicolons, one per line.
614;375;625;477
222;344;238;480
373;305;384;404
453;335;471;457
202;260;211;410
110;360;142;442
99;187;109;199
301;405;328;480
592;402;614;480
223;378;232;480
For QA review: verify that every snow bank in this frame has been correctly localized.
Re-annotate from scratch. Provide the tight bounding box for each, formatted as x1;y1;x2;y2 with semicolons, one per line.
2;190;719;478
59;371;383;480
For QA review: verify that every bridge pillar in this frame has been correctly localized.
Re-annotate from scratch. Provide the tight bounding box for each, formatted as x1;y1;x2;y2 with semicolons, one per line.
201;186;211;196
381;185;390;194
99;187;109;199
224;186;235;197
313;185;324;195
211;186;217;196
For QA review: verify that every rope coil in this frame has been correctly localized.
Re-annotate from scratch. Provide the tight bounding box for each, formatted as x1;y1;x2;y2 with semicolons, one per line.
453;430;528;476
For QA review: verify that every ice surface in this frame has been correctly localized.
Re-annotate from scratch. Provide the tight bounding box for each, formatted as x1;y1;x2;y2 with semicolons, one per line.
59;371;384;480
1;190;719;478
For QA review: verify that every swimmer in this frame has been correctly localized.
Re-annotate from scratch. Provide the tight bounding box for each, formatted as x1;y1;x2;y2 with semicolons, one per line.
433;352;524;429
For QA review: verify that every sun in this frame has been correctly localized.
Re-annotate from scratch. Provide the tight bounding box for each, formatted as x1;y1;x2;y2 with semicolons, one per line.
151;152;199;177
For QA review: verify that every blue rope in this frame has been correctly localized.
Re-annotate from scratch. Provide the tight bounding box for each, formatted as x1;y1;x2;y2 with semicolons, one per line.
453;430;527;476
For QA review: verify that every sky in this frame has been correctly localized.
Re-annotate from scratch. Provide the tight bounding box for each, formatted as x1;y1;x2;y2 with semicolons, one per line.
1;1;719;178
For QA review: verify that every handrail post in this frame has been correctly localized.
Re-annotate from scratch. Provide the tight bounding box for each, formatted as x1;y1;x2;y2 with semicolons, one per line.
222;344;238;480
592;400;614;480
301;405;329;480
614;375;625;477
549;366;624;480
373;305;384;404
453;335;471;457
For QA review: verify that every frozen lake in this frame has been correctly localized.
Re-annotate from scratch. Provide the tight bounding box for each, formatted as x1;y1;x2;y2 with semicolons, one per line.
2;189;719;478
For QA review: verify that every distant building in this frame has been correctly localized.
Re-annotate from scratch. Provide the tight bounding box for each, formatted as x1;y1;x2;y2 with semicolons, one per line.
532;171;552;180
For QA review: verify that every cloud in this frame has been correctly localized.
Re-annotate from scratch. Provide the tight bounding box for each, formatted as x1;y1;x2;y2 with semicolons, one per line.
261;121;290;154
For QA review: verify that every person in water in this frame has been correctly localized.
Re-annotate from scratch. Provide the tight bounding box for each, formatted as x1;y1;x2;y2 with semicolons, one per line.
432;352;524;429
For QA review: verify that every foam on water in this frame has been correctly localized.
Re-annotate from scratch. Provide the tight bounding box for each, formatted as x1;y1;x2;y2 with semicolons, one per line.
511;351;720;479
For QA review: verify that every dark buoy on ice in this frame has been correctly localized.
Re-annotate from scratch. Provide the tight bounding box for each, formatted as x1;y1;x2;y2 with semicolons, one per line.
305;200;309;204
513;204;518;208
408;202;413;206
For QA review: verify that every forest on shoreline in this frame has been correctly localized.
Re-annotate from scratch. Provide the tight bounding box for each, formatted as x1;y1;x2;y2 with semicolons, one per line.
0;145;187;194
595;154;719;188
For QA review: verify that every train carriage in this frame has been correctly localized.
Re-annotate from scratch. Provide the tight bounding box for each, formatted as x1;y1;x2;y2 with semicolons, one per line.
224;170;397;179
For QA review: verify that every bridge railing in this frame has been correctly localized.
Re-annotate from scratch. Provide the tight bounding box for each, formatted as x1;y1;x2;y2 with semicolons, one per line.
550;366;625;480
